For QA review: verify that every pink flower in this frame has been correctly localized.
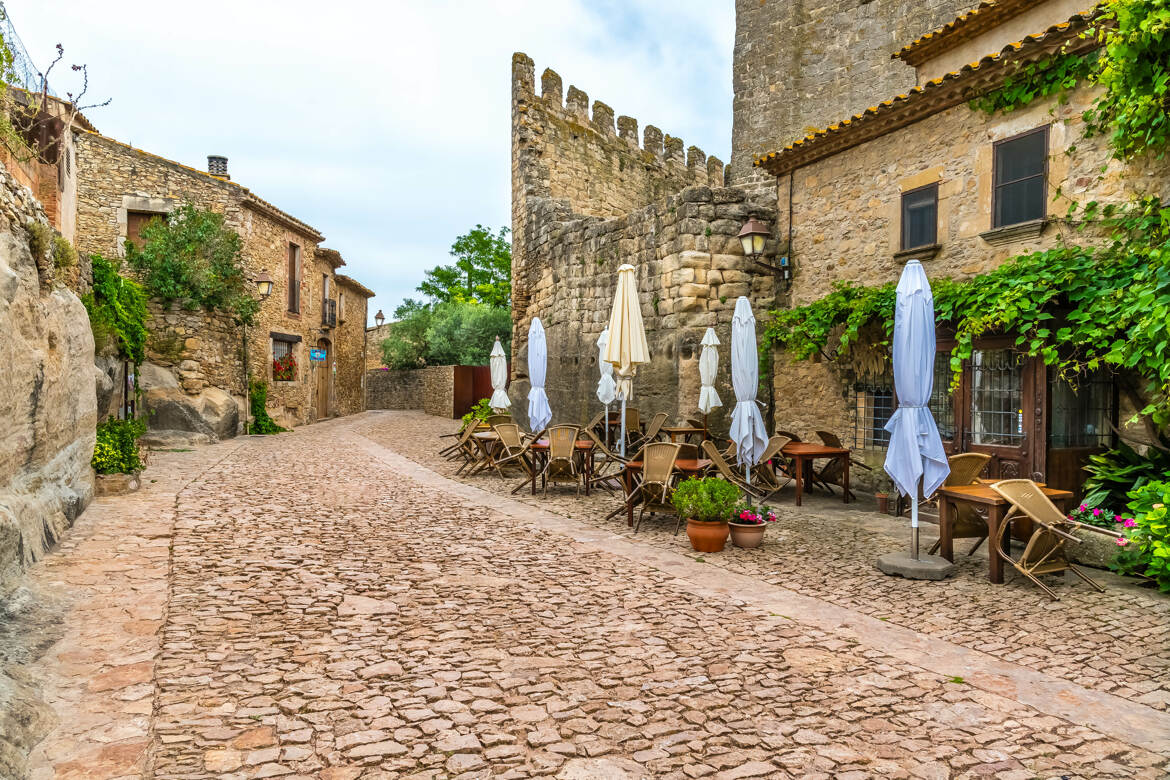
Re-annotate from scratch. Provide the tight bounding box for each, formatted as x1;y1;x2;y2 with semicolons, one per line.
1114;515;1122;522
1115;537;1129;546
1092;508;1102;517
1123;518;1136;528
1078;504;1087;512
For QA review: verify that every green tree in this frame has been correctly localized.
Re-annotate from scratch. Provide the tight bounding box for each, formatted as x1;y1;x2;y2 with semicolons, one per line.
417;225;511;307
380;299;432;369
124;204;259;324
424;301;512;365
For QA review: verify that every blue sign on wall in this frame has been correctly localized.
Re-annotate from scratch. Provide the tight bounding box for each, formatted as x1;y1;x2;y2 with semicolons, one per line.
309;348;327;362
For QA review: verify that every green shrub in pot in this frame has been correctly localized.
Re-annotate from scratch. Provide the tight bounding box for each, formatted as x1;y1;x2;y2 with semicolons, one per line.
672;477;740;522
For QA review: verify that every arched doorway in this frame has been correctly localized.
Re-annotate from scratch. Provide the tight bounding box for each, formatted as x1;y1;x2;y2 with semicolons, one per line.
316;337;332;420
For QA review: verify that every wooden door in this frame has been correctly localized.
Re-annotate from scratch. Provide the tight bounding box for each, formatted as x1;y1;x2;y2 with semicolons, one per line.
316;338;331;420
956;341;1042;480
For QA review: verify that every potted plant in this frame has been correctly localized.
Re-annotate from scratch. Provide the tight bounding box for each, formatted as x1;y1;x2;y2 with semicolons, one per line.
874;475;893;515
729;504;778;548
672;477;739;553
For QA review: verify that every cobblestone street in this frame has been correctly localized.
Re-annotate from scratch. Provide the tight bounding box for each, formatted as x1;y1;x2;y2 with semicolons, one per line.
20;412;1170;779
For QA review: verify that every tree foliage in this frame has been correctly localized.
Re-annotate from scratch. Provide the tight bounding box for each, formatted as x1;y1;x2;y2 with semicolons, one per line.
83;253;148;365
124;204;259;324
380;300;511;369
417;225;511;307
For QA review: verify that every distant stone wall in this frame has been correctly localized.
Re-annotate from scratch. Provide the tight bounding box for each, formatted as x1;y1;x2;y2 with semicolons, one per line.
365;323;393;370
509;185;778;432
333;280;370;416
729;0;976;185
367;365;457;418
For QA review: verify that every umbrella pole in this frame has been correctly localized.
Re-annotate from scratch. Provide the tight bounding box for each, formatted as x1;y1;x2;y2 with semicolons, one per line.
703;412;708;441
745;462;752;507
604;403;610;449
910;480;920;561
620;399;627;458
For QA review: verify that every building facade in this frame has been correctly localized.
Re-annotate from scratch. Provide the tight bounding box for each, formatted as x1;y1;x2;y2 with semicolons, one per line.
749;0;1169;493
74;132;373;435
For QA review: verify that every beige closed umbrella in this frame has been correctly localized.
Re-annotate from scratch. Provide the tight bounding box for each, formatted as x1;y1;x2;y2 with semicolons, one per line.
603;264;650;455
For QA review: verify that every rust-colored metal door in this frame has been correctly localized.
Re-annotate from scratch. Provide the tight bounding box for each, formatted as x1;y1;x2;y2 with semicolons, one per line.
316;338;331;419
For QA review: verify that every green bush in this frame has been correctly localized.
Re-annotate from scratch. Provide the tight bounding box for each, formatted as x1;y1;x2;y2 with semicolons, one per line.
83;254;148;365
51;234;77;268
671;477;740;522
26;220;49;261
460;398;493;429
1112;480;1170;592
91;418;146;474
380;299;432;369
1082;442;1170;510
247;380;285;435
424;301;512;366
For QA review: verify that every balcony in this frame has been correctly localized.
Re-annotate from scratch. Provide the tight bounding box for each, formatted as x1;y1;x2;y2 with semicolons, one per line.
322;298;337;328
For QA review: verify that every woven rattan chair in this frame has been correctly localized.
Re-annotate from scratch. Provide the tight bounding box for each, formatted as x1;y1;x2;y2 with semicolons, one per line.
584;429;628;494
989;479;1120;600
752;435;793;501
491;423;534;482
485;414;513;428
449;424;483;473
927;452;992;556
624;408;641;435
541;425;583;494
676;442;700;460
441;418;477;457
584;411;606;441
630;412;668;450
812;430;867;500
701;440;762;500
632;441;683;534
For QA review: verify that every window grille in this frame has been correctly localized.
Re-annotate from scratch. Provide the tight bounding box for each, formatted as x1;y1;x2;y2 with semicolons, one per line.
1050;372;1115;448
852;373;895;451
970;348;1024;446
930;350;956;440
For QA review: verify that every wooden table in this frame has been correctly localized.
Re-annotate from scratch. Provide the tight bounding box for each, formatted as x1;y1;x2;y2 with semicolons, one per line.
780;442;851;507
469;431;500;475
523;439;596;496
622;458;711;527
661;425;706;443
937;483;1073;584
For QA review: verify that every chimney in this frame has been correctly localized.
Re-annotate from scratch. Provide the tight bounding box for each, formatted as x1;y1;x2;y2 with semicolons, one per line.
207;155;229;180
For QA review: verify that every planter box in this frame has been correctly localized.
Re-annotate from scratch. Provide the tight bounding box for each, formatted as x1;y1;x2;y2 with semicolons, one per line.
1069;529;1120;570
95;472;141;497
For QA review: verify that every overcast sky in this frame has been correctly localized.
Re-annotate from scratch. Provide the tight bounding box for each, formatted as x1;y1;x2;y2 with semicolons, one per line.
10;1;733;323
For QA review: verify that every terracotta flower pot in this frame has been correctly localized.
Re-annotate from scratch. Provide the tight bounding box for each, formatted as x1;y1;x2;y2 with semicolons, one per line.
876;493;889;515
686;519;729;552
728;521;766;548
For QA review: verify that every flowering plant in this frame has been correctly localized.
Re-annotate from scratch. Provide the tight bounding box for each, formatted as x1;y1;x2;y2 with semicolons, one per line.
731;503;778;525
1111;480;1170;592
273;352;297;381
1067;502;1133;531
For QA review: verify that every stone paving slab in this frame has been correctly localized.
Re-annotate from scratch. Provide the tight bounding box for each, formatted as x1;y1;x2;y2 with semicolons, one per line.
368;412;1170;716
11;412;1170;779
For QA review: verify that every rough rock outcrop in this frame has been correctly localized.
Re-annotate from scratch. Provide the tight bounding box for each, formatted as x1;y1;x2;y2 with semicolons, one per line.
138;361;239;446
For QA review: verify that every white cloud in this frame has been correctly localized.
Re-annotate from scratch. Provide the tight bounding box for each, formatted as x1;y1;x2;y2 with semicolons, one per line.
11;0;733;320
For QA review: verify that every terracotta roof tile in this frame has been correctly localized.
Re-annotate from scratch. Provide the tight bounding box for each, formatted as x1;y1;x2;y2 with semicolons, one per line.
894;0;1048;66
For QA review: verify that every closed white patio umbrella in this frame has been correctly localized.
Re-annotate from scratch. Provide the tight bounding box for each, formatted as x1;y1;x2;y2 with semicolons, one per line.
729;297;767;493
489;337;510;412
603;264;650;456
596;328;617;446
698;327;722;436
527;318;552;433
877;260;953;579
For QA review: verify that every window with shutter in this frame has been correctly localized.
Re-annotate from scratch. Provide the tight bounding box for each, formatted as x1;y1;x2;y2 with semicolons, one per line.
900;183;938;251
126;211;163;248
287;243;301;313
992;127;1048;228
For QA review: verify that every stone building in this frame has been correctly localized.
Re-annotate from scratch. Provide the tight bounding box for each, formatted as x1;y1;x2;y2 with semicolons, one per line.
746;0;1169;493
73;133;374;436
508;53;779;430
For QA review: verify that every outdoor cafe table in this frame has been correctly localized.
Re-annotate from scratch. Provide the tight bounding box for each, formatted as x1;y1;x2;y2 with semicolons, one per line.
780;442;851;507
937;483;1073;584
661;425;706;443
520;438;596;496
470;431;500;476
622;458;712;527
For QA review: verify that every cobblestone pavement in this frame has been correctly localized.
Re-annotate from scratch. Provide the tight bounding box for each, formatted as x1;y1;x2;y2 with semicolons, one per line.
370;412;1170;716
18;412;1170;778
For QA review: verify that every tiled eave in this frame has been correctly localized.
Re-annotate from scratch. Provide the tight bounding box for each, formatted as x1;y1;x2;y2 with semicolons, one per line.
335;274;376;298
894;0;1047;67
754;15;1097;178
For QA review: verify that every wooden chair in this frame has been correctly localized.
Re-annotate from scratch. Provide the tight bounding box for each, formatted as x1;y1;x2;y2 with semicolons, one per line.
927;453;992;556
701;440;762;500
448;424;483;473
584;411;606;441
583;429;628;494
485;414;512;427
752;435;793;501
541;425;583;494
776;430;801;443
989;479;1121;601
630;412;668;450
440;418;477;457
812;430;867;500
632;442;683;534
491;423;534;484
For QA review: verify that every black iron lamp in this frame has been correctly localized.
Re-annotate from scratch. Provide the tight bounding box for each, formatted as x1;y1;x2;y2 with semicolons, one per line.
374;309;385;328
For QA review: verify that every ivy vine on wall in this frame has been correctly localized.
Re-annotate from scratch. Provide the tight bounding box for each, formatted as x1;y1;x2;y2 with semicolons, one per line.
83;253;148;365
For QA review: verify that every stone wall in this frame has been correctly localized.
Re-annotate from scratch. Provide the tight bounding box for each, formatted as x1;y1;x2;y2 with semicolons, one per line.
729;0;977;185
0;166;95;600
767;84;1170;470
365;323;393;370
333;277;370;417
508;185;779;432
366;366;458;418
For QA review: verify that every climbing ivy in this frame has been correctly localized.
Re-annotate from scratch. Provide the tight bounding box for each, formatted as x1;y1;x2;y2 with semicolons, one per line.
761;198;1170;426
247;380;285;435
83;253;148;365
969;49;1098;115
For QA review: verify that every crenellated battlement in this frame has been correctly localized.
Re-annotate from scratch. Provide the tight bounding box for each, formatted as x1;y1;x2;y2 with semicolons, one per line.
511;53;722;199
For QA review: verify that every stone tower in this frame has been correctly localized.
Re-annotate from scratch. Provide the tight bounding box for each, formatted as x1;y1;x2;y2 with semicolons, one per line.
728;0;980;186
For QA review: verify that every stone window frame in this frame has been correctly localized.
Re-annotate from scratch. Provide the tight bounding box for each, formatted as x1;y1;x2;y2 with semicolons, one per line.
117;195;176;256
271;332;302;383
990;124;1049;230
899;182;939;253
287;243;302;315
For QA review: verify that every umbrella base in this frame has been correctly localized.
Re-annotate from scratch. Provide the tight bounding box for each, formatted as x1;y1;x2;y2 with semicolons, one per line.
875;552;956;581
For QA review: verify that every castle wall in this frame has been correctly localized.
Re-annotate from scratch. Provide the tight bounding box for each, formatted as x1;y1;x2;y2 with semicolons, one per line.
729;0;978;185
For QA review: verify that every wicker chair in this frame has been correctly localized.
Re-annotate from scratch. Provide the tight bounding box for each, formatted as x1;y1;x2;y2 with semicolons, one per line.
491;423;535;483
989;479;1121;600
541;425;583;494
440;418;477;457
448;424;484;473
701;440;762;499
485;414;512;427
927;452;992;556
583;429;628;494
632;441;683;534
752;435;793;501
676;442;700;460
584;411;606;441
812;430;869;500
630;412;668;450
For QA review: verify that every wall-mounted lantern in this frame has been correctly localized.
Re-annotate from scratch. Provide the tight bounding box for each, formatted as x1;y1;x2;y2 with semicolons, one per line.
254;270;274;299
374;309;385;328
737;217;769;258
